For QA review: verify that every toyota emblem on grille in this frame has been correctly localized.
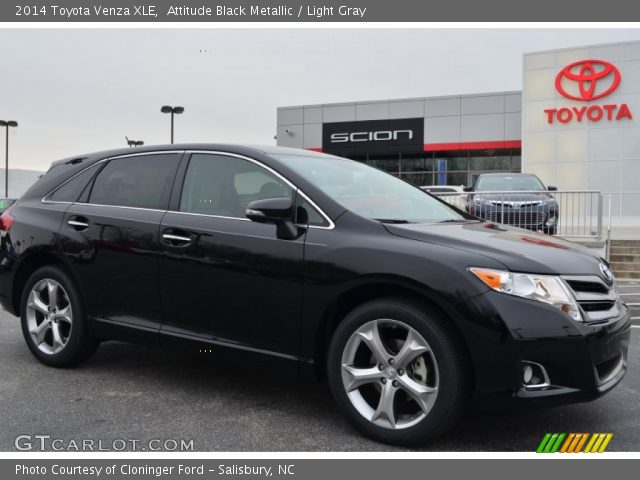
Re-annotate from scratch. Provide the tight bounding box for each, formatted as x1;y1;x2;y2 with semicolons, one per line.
599;262;613;283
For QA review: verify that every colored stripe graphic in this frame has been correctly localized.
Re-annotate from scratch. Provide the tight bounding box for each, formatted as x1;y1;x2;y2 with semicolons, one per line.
536;433;552;453
559;433;575;453
537;433;613;453
537;433;565;453
585;433;614;453
573;433;589;453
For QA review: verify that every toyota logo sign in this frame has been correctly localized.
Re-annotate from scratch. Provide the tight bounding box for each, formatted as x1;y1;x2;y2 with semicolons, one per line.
555;59;621;101
544;59;632;124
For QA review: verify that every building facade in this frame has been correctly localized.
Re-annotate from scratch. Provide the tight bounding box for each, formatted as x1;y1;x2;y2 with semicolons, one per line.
276;39;640;225
1;169;43;198
523;42;640;224
276;92;522;188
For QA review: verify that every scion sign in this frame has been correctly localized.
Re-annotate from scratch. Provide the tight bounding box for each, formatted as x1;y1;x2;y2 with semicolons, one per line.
322;118;424;154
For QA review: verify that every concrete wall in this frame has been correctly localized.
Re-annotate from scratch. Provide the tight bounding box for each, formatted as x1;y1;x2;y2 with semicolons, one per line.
522;40;640;226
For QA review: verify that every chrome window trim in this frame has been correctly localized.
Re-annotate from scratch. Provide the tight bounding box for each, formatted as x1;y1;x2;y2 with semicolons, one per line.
41;149;336;231
168;210;251;222
63;203;168;214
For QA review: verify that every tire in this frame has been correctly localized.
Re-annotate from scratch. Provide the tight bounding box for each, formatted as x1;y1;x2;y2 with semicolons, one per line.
19;266;98;367
543;226;557;235
327;297;470;446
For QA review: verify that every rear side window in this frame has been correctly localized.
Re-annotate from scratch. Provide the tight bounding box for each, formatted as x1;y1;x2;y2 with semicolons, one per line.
88;154;180;210
48;164;100;203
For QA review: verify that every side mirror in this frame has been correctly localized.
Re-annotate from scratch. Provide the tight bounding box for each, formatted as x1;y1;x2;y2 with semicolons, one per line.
463;186;473;192
246;197;301;240
547;185;558;191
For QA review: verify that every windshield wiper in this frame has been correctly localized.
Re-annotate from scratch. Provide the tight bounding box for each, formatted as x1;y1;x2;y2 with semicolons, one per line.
375;219;410;224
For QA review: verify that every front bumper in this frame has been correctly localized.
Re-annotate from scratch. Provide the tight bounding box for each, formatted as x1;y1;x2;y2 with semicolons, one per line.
457;289;631;404
512;313;629;404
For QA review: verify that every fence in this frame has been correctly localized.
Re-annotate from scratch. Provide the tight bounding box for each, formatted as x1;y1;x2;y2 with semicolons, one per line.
429;190;603;240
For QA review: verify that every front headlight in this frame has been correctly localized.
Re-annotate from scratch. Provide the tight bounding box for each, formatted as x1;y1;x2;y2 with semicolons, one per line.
469;267;582;321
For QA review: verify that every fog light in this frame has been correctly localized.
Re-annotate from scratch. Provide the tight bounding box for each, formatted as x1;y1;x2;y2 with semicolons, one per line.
521;361;550;390
545;216;557;226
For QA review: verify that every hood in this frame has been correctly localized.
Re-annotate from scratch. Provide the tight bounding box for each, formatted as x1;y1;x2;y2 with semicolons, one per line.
385;220;603;276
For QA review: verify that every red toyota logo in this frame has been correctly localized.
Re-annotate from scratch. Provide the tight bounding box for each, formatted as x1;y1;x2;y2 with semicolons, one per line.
555;59;621;101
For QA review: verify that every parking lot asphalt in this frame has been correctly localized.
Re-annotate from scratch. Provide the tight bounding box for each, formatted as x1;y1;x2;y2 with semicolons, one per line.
0;283;638;452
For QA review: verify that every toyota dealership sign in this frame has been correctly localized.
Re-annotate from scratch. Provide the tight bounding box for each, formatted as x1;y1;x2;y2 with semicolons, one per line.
544;59;633;124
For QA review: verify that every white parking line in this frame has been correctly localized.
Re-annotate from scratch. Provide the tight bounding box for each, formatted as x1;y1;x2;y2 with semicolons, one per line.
625;303;640;306
620;293;639;296
632;325;640;329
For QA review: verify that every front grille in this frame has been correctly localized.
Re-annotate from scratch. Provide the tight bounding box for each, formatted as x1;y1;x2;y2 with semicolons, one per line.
580;301;615;312
490;201;542;208
596;355;622;381
562;275;619;323
483;211;545;226
566;280;609;294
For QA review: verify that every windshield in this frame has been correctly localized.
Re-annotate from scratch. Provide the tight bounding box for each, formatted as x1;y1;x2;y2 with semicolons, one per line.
274;154;466;223
475;175;545;192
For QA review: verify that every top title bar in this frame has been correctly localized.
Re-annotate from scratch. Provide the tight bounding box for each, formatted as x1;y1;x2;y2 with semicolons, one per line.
1;0;640;22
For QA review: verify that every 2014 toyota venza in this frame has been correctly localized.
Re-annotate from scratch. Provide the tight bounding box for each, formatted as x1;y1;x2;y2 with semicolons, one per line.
0;145;630;446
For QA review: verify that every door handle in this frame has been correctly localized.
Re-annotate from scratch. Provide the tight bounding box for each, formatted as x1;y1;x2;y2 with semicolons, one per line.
162;231;193;246
67;216;89;231
162;233;191;243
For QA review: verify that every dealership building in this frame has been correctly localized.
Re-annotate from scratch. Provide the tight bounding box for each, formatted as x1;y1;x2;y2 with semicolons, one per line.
276;40;640;227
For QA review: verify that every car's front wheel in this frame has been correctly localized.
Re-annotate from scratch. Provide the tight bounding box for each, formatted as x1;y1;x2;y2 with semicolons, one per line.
327;298;470;446
20;266;98;367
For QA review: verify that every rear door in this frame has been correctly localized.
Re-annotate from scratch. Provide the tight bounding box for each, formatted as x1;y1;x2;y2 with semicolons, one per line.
59;152;183;336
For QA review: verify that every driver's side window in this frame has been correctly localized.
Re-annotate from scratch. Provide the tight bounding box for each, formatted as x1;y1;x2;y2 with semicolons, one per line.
180;154;293;218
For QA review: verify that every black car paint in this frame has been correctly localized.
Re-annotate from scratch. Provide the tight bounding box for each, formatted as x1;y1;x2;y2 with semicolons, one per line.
0;144;630;402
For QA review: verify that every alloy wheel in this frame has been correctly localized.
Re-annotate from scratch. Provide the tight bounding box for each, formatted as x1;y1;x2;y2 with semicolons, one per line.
25;278;73;355
341;319;439;430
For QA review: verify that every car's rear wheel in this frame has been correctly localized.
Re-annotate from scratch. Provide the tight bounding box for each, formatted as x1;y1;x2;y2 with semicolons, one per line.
327;297;469;446
20;266;98;367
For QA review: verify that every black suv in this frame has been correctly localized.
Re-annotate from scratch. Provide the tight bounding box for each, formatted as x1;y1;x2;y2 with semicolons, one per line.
465;173;559;234
0;145;630;446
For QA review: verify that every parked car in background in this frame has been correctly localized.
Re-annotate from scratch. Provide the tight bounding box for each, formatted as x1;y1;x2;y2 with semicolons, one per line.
0;146;628;446
464;173;559;235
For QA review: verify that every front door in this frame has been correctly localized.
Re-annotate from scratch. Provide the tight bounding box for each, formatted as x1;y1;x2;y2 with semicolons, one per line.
158;152;305;357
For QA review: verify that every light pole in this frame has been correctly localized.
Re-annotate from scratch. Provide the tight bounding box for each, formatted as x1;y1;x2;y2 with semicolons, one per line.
160;105;184;144
125;136;144;147
0;120;18;198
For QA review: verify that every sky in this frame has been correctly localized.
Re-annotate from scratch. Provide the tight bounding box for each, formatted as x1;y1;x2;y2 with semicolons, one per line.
1;27;639;171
